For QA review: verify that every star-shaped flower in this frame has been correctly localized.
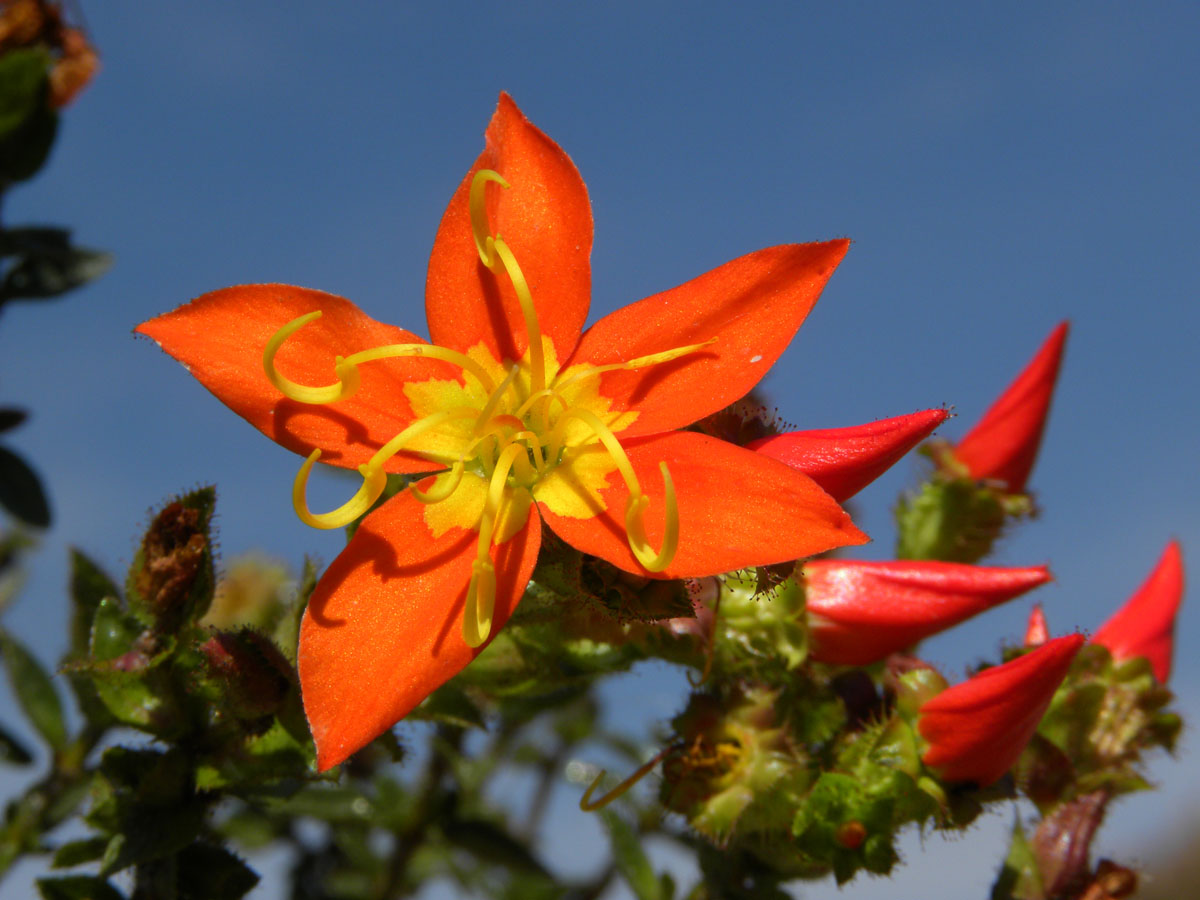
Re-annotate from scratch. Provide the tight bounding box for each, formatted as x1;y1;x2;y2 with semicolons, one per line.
138;94;866;769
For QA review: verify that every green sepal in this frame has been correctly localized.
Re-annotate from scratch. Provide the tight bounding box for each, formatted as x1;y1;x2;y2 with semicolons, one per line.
895;476;1026;563
36;875;125;900
0;627;67;751
714;571;807;676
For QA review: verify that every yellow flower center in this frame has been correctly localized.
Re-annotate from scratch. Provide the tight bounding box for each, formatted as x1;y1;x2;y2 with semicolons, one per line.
263;170;711;647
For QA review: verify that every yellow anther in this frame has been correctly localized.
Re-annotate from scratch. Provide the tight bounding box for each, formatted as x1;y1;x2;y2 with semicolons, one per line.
265;311;498;405
579;744;679;812
624;462;679;573
409;461;465;504
292;451;388;530
462;557;496;648
469;169;509;269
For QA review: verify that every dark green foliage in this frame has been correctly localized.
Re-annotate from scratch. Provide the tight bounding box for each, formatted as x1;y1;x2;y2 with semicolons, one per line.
0;227;112;305
0;48;57;184
0;443;50;526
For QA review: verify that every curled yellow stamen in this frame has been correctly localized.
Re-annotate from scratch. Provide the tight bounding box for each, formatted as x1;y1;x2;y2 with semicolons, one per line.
462;442;525;648
551;337;718;394
409;460;464;504
469;169;509;269
292;451;389;530
264;310;497;404
579;744;680;812
550;408;679;573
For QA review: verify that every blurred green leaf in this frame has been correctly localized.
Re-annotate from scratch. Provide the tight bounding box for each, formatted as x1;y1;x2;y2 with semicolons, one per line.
0;49;57;183
176;843;259;900
601;810;663;900
36;875;125;900
0;408;27;434
443;818;549;877
410;682;486;730
69;549;119;659
51;837;109;868
0;444;51;527
1;240;112;302
0;720;33;764
0;628;67;751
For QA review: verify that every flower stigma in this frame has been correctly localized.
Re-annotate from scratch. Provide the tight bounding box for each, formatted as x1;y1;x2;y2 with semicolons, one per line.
262;170;714;647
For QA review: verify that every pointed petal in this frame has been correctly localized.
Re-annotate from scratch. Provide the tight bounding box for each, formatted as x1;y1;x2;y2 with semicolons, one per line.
748;409;949;502
804;560;1051;665
919;633;1084;786
298;487;541;770
1024;603;1050;647
537;431;866;579
955;321;1069;492
136;284;464;473
567;241;848;438
426;93;592;363
1091;540;1184;683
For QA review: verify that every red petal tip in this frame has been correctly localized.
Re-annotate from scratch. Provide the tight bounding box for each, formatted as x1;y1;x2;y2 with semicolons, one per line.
804;559;1051;665
1091;540;1184;683
748;408;950;502
918;633;1084;785
955;321;1069;492
1024;603;1050;647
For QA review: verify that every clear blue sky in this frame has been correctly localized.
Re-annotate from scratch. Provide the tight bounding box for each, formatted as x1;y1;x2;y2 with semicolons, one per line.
2;2;1197;896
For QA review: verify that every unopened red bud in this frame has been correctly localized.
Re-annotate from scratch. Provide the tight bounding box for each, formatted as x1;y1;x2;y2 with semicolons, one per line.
748;409;949;502
1024;603;1050;647
1091;540;1184;684
804;560;1052;665
918;633;1084;786
954;321;1068;493
834;820;868;850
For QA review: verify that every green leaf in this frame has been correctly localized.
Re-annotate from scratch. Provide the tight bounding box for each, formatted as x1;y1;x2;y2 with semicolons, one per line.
176;843;259;900
52;837;110;869
69;549;119;659
1;242;112;303
601;810;663;900
0;444;51;527
0;408;27;434
990;819;1045;900
0;720;33;764
442;819;549;877
36;875;125;900
0;49;58;183
409;682;486;730
85;597;172;731
0;628;67;751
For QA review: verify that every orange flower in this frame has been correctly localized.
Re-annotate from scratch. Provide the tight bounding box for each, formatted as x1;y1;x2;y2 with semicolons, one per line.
137;95;866;769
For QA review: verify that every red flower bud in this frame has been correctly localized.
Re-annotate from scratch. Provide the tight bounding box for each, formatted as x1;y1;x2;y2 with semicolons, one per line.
1024;603;1049;647
918;633;1084;786
1091;540;1184;684
747;409;949;502
954;321;1068;492
804;560;1052;665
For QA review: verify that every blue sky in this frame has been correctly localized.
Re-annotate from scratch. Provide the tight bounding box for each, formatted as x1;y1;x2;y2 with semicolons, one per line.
1;2;1197;896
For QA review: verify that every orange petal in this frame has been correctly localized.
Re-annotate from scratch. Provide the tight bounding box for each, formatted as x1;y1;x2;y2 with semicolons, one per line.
137;284;461;473
537;431;867;579
426;93;593;364
566;241;848;438
299;487;541;770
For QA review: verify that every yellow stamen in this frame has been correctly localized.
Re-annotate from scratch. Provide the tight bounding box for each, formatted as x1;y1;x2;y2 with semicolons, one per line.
550;408;679;573
409;461;464;504
551;337;718;394
264;310;497;404
292;451;388;529
469;169;509;269
462;442;525;648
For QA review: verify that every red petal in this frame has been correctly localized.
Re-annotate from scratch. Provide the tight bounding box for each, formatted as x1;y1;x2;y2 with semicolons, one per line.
136;284;460;473
426;93;593;364
567;242;848;438
1091;540;1184;683
919;633;1084;786
804;560;1051;665
1024;603;1050;647
537;431;866;579
955;322;1068;492
298;488;541;770
748;409;949;502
